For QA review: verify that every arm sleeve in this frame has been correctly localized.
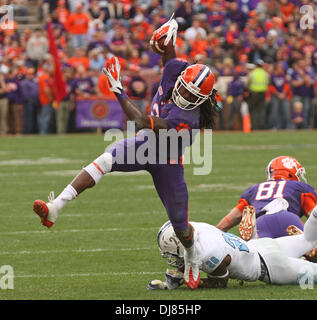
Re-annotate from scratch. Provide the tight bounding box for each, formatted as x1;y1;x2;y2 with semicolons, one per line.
235;186;255;211
235;198;249;212
301;189;317;216
234;185;257;212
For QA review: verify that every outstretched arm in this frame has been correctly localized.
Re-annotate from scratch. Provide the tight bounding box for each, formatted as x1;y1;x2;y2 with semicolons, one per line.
103;56;169;133
199;254;231;289
150;14;178;66
103;16;180;132
216;207;243;232
148;255;231;290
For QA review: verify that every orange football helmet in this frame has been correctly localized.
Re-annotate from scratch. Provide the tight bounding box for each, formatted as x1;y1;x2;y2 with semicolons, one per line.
266;156;307;183
172;64;215;110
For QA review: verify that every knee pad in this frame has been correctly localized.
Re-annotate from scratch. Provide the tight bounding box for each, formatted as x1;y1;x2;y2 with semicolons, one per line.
93;152;113;174
83;152;113;184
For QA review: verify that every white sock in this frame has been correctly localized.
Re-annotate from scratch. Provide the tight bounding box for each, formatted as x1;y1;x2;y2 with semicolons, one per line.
53;184;78;212
304;206;317;243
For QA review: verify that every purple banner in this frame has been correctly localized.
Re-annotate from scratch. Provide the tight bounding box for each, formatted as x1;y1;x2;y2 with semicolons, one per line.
76;97;124;129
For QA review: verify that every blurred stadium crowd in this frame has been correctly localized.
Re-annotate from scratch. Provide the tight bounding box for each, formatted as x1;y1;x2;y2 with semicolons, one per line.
0;0;316;135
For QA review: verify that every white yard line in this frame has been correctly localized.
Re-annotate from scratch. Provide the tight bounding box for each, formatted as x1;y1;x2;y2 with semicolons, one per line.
0;158;83;166
219;143;317;151
1;227;158;235
14;271;163;279
2;213;126;218
0;246;156;256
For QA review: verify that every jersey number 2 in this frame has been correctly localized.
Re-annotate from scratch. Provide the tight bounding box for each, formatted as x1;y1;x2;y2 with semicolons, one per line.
255;181;286;200
222;233;249;252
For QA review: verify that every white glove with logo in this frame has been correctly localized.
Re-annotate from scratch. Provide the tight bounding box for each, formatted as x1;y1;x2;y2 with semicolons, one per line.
184;242;200;290
102;56;123;94
150;13;178;48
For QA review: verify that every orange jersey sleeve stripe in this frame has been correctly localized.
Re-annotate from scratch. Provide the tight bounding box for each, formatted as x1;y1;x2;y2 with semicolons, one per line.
148;116;154;130
235;198;249;212
301;192;317;217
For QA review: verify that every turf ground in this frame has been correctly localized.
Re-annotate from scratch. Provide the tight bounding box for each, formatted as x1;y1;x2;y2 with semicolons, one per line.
1;130;317;301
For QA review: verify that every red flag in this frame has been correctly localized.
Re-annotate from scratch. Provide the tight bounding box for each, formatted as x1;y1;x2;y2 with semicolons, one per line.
47;21;67;104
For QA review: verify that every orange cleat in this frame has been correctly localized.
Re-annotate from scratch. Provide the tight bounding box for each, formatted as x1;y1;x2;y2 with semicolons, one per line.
286;224;302;236
239;206;257;241
33;200;54;228
33;192;57;228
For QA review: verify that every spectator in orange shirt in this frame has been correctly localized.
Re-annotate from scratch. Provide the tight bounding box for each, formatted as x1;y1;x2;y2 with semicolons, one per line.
67;48;90;70
189;33;208;59
65;4;89;51
130;14;151;41
5;40;23;60
38;63;55;134
279;0;295;24
56;0;70;26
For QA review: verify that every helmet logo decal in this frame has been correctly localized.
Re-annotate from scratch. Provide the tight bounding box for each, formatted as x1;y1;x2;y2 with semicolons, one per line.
282;157;296;170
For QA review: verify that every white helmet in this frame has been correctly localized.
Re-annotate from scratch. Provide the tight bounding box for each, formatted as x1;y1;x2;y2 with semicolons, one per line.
157;221;184;269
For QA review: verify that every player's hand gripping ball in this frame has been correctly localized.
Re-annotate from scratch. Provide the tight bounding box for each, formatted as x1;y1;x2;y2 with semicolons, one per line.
150;35;169;54
150;14;178;55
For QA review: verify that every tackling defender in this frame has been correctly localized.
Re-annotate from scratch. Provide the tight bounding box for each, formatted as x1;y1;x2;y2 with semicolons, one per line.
148;205;317;290
217;156;317;242
32;17;220;290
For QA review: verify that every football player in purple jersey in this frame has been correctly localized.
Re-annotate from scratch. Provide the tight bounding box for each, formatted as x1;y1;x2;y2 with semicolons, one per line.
33;16;221;290
217;156;317;251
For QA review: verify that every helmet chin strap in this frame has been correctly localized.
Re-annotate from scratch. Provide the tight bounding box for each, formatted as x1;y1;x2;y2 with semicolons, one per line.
172;76;208;111
174;95;191;109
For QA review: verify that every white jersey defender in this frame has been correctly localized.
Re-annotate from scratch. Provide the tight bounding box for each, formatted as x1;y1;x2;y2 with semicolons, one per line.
157;207;317;287
192;223;261;282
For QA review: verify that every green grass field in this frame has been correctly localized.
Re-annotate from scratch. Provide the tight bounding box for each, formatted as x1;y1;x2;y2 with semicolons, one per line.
1;130;317;300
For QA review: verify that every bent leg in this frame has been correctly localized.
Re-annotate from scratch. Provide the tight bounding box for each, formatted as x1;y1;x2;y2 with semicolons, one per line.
52;137;148;214
287;257;317;286
274;234;314;258
270;256;317;285
273;211;317;258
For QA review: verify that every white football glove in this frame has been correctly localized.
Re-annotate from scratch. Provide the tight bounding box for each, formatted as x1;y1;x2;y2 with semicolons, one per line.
102;56;123;94
150;13;178;47
184;241;200;290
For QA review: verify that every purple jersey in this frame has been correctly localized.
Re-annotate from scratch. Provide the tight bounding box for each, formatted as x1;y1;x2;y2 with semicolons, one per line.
149;57;200;158
240;180;317;218
105;59;201;231
151;57;189;111
150;57;200;130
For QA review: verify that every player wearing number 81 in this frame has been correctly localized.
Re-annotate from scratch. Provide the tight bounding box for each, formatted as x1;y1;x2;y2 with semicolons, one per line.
217;156;317;244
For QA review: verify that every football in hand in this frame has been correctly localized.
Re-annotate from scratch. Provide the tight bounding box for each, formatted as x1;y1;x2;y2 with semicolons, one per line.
150;36;169;55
